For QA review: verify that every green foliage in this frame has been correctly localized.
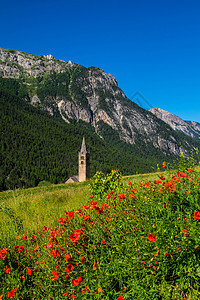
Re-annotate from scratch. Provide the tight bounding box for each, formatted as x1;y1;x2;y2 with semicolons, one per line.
1;167;200;299
89;169;124;197
37;180;52;187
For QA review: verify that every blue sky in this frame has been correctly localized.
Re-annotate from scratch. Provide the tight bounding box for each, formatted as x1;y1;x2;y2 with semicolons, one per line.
1;0;200;122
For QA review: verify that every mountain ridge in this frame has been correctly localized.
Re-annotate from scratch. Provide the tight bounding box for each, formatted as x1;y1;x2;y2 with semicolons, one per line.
149;107;200;139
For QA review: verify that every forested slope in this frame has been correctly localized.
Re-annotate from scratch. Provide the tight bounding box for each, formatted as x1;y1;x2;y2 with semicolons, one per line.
0;89;167;191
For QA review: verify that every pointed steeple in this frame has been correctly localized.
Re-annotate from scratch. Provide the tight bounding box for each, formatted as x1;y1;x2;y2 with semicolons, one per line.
80;136;87;154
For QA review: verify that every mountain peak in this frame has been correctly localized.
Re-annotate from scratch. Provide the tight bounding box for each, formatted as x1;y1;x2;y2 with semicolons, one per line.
149;107;200;139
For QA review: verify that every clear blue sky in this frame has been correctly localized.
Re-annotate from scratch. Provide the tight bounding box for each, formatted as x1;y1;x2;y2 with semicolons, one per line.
1;0;200;122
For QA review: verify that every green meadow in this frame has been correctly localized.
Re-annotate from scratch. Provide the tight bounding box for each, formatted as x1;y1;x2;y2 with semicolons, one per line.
0;162;200;299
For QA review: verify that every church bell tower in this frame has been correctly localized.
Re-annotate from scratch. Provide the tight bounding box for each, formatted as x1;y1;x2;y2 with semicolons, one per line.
78;137;90;182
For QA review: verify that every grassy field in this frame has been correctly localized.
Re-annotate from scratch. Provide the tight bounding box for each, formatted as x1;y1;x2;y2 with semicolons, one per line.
0;164;200;299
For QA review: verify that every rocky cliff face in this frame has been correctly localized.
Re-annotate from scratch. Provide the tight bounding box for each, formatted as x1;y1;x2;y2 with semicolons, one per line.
0;48;198;157
149;108;200;139
0;48;73;78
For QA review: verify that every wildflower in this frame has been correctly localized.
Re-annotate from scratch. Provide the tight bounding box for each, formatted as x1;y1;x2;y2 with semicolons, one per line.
63;292;69;296
193;211;200;220
93;261;97;270
21;234;27;240
18;245;24;253
101;240;106;245
71;279;79;286
65;254;71;262
154;180;162;184
119;193;126;201
96;287;103;293
43;226;48;232
80;256;85;263
27;268;33;276
182;229;189;237
148;234;157;242
30;235;36;241
3;265;11;273
129;194;136;200
0;248;8;260
159;175;165;180
90;200;98;206
8;288;17;299
65;264;73;273
177;171;188;178
162;161;166;168
82;286;90;294
117;295;124;300
51;270;59;281
69;229;83;243
65;211;74;219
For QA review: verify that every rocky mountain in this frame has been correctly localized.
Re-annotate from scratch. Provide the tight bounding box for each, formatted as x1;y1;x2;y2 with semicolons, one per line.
0;47;199;159
149;108;200;139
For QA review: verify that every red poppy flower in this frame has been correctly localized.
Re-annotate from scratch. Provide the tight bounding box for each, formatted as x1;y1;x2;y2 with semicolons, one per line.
162;161;166;168
128;182;133;188
3;265;11;273
148;234;157;242
93;261;97;270
193;211;200;220
182;229;189;237
78;276;83;282
65;264;73;273
117;296;124;300
8;288;17;299
90;200;98;206
101;240;106;245
71;279;79;286
65;274;70;280
80;256;85;263
69;230;81;243
51;270;59;281
65;254;71;262
0;248;8;260
65;211;74;219
82;286;90;294
27;268;33;276
21;234;27;240
119;193;126;201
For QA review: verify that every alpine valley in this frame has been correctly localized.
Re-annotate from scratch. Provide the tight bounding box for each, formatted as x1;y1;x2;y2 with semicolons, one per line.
0;48;199;191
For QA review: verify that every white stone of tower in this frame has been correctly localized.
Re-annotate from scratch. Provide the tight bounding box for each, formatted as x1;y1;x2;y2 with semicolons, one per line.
78;137;90;182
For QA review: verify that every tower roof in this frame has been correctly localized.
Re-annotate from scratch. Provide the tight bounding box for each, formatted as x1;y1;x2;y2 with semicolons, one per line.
80;136;87;154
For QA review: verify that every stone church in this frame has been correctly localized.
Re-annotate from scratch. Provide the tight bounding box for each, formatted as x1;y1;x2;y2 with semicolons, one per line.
65;137;90;184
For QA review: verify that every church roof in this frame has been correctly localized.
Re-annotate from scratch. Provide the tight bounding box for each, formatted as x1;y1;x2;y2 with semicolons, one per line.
80;136;87;154
65;175;79;184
